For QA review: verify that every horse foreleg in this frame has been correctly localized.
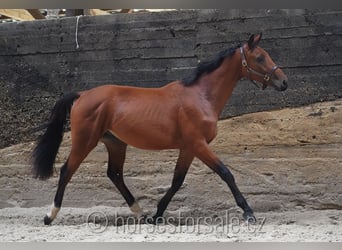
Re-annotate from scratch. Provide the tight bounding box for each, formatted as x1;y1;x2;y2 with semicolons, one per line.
101;132;141;217
149;149;194;224
194;141;256;223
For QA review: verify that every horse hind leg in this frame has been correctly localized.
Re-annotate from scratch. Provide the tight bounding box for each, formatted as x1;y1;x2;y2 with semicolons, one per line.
44;127;101;225
101;132;142;217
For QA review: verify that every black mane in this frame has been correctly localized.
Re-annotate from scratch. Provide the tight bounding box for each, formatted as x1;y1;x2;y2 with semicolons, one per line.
181;45;240;86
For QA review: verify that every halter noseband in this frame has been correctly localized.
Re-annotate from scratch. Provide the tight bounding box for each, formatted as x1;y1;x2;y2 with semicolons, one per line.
240;47;279;90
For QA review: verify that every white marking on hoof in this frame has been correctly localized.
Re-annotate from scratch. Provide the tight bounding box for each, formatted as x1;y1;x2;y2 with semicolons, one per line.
46;203;60;221
130;202;143;218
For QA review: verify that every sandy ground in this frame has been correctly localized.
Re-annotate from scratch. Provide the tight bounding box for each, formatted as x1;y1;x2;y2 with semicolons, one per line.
0;99;341;241
0;206;341;242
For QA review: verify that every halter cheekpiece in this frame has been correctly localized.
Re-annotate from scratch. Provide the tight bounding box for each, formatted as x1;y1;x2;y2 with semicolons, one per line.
240;47;279;90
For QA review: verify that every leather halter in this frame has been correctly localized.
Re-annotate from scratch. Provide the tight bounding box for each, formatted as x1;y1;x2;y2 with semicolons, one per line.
240;47;279;90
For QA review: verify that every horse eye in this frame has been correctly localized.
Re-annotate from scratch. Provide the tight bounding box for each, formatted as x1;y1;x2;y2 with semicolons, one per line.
256;55;265;63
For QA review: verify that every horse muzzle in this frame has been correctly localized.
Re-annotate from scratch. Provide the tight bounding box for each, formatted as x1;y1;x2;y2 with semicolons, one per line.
271;79;288;92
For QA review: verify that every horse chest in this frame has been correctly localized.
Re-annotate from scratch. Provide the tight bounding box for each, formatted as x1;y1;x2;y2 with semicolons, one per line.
178;105;218;144
201;117;218;143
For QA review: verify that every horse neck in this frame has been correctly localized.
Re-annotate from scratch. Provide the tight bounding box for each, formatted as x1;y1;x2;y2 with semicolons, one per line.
196;50;242;117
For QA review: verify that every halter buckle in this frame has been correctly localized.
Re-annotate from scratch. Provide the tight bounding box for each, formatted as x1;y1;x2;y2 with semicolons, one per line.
264;75;270;82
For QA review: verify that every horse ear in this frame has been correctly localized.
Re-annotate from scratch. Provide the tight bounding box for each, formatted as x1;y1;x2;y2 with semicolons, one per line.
247;33;262;50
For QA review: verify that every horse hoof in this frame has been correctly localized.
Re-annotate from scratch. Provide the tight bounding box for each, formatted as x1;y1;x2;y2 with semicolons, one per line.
146;215;164;225
243;212;256;224
44;215;53;225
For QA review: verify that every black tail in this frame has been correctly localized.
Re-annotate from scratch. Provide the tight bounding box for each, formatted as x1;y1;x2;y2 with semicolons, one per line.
31;92;80;180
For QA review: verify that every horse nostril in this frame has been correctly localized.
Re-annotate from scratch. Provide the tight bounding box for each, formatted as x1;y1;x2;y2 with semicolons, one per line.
282;80;288;91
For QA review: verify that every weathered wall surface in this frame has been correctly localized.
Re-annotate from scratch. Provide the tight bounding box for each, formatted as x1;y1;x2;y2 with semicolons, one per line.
0;9;341;148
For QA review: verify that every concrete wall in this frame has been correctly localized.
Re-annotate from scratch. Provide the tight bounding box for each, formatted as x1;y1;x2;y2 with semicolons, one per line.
0;9;341;148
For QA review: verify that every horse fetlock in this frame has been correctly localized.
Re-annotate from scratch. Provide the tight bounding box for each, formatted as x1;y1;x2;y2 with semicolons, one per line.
44;203;61;225
243;211;256;224
130;201;143;217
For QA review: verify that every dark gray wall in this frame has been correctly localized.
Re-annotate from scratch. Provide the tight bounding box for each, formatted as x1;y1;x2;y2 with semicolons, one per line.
0;9;341;148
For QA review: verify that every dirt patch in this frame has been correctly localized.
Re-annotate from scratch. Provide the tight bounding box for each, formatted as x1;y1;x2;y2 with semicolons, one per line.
0;99;341;241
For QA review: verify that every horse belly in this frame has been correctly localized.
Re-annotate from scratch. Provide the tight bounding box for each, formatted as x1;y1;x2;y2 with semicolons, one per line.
109;111;179;150
109;127;177;150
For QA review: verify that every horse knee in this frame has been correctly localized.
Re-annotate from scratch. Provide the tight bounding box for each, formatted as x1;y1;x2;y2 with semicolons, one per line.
217;163;235;183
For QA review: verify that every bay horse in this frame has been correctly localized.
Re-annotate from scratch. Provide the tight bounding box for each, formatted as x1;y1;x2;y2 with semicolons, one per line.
31;34;288;225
